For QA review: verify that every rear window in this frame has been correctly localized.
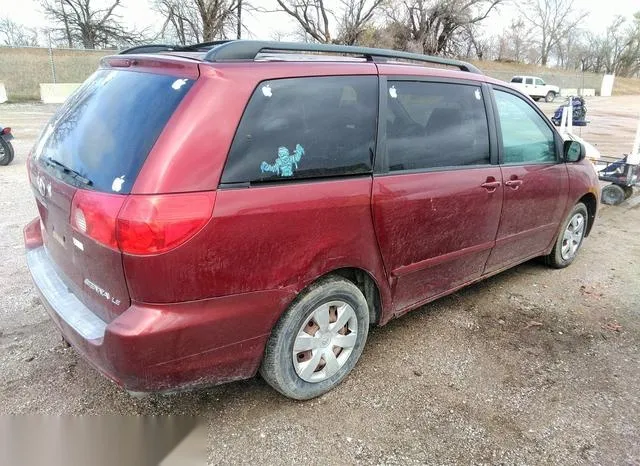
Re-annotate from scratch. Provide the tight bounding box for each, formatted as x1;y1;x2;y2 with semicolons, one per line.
511;77;523;83
221;76;378;184
33;69;194;194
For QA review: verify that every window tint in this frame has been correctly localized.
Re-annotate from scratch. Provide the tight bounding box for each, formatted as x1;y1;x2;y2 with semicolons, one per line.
384;81;490;172
494;90;556;164
33;70;193;194
535;78;544;86
222;76;377;184
525;78;534;85
511;77;523;83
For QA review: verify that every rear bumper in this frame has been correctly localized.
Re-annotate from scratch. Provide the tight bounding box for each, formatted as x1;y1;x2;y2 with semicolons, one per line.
24;221;295;392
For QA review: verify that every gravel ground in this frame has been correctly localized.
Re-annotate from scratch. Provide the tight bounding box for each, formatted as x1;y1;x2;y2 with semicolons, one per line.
1;98;639;465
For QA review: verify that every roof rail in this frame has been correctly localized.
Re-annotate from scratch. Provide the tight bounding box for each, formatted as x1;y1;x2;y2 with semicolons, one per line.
203;40;482;74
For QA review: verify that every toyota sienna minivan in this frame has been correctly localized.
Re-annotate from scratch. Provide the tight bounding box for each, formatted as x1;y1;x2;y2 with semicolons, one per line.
24;40;599;399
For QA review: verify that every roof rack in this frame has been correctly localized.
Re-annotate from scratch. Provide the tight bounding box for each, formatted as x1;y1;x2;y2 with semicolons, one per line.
119;40;482;74
204;40;482;74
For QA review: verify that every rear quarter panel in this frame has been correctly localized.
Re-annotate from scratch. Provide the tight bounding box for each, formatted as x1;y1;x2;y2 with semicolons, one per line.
123;177;391;313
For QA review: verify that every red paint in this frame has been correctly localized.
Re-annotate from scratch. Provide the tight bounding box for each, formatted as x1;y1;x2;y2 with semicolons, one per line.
484;163;569;272
372;168;504;313
24;54;600;393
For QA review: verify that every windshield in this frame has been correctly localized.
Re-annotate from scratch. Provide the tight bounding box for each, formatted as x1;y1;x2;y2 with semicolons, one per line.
33;69;194;194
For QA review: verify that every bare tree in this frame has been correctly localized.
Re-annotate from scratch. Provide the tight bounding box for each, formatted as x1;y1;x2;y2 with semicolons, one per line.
273;0;382;44
385;0;503;56
338;0;384;45
520;0;587;66
275;0;333;43
155;0;238;45
489;18;536;63
0;17;39;46
616;12;640;77
41;0;143;48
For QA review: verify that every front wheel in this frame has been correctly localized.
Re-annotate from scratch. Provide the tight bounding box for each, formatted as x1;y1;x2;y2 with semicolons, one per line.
545;202;588;268
0;137;14;166
545;91;556;103
260;277;369;400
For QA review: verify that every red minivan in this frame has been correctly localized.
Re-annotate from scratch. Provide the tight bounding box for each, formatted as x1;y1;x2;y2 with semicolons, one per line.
24;41;600;399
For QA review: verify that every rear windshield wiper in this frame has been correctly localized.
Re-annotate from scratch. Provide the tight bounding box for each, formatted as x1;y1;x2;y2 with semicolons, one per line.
43;157;93;187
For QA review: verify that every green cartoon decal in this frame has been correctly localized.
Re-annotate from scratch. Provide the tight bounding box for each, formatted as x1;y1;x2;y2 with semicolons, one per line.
260;144;304;177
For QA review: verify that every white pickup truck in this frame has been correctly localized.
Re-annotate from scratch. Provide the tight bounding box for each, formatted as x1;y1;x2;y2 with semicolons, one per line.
510;76;560;102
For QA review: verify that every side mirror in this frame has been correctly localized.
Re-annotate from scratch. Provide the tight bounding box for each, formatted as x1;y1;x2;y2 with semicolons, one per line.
564;140;585;162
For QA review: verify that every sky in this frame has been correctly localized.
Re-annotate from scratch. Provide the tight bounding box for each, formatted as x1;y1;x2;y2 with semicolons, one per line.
0;0;638;44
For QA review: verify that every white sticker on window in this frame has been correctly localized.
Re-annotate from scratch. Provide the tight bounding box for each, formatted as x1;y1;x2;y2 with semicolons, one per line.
389;85;398;99
112;176;125;192
172;79;188;90
475;89;482;100
261;85;272;97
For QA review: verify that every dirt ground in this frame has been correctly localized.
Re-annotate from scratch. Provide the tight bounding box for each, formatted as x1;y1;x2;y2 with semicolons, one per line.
1;97;639;465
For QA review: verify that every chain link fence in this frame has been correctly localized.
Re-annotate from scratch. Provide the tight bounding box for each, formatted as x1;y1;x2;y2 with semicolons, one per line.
0;46;112;100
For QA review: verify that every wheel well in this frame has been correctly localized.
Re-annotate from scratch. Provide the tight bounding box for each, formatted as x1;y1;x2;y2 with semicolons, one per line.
330;268;382;325
579;193;597;236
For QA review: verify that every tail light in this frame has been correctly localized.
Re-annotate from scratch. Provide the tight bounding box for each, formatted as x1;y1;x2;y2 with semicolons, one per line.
71;190;125;250
117;193;215;254
70;190;215;255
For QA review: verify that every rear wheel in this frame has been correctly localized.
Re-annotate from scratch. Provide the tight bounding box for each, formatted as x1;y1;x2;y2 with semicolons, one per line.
260;277;369;400
623;186;634;199
545;91;556;103
601;184;626;205
545;202;588;268
0;138;13;166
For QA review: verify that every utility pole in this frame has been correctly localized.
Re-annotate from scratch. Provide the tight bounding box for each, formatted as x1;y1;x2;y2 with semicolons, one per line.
237;0;242;39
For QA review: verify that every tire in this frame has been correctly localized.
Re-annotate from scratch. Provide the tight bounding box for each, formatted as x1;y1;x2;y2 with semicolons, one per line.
0;138;13;166
545;91;556;103
601;184;626;205
260;276;369;400
623;186;634;199
545;202;588;269
533;97;541;102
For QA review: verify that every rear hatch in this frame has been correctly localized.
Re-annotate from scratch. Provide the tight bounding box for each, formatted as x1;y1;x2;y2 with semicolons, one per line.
29;65;195;322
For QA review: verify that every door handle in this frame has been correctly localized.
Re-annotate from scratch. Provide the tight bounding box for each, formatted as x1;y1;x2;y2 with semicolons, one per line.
481;180;501;191
505;179;523;189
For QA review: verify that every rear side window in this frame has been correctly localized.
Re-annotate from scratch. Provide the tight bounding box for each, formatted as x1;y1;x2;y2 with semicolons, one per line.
511;77;523;83
34;69;193;194
221;76;377;184
525;78;534;85
384;81;490;172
